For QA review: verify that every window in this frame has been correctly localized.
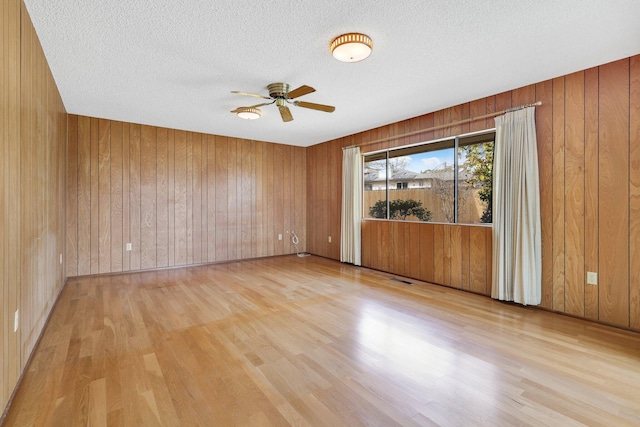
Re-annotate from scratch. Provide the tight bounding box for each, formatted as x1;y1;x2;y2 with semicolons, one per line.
457;133;494;223
363;131;494;224
363;153;390;219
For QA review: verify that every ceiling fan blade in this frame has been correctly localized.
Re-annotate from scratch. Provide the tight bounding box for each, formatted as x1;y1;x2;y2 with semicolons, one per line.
231;90;272;100
286;85;315;99
279;106;294;122
295;101;335;113
246;102;271;109
230;101;274;113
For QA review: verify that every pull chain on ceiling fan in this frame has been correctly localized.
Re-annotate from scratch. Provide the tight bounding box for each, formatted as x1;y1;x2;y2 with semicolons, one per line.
231;83;335;122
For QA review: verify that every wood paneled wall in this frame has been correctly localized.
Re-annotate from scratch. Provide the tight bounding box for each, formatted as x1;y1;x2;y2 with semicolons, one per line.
66;117;307;276
361;222;492;294
307;55;640;329
1;1;67;413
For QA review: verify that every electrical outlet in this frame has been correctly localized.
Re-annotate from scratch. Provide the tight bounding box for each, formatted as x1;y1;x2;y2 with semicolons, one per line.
126;243;132;251
587;272;598;285
278;234;283;241
14;310;19;332
328;236;332;243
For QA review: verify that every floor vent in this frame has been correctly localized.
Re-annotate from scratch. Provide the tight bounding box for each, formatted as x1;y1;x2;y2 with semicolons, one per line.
391;277;413;285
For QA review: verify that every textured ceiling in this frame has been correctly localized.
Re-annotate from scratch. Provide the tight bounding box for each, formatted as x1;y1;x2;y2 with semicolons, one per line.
23;0;640;147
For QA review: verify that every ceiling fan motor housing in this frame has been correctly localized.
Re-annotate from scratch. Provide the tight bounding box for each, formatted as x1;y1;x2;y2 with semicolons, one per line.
268;83;290;98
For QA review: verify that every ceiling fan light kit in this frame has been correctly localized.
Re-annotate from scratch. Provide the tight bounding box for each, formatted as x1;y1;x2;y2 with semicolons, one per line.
330;33;373;62
236;107;262;120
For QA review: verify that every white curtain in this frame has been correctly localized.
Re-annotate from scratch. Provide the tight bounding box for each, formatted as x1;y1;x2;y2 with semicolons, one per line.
341;146;362;265
492;106;541;305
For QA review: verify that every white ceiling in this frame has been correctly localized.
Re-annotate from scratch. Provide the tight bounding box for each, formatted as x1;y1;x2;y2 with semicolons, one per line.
23;0;640;147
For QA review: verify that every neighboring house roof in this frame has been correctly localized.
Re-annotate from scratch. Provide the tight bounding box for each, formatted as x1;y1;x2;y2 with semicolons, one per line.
363;171;379;182
389;169;418;180
364;168;465;183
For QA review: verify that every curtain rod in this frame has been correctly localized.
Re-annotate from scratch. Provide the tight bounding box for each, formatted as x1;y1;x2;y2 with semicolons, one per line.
353;101;542;148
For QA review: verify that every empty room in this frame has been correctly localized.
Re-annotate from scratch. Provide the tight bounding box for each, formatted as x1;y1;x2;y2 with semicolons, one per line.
2;1;640;425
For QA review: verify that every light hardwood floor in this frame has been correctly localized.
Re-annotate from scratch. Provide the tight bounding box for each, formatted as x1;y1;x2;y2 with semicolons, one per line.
3;255;640;426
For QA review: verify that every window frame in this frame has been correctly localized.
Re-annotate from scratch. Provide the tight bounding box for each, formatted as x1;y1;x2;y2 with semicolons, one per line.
362;129;496;225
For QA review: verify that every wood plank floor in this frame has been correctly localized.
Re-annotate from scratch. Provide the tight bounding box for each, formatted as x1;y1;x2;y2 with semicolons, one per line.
3;255;640;426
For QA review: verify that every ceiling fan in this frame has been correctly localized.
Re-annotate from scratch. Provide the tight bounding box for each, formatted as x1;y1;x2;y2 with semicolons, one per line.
230;83;335;122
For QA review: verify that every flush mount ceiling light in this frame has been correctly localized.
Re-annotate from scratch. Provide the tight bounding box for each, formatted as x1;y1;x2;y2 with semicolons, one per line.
330;33;373;62
235;107;262;120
